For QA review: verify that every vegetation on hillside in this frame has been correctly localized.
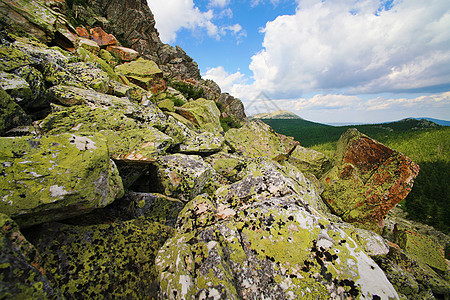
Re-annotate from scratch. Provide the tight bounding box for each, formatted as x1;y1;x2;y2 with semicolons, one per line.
262;118;449;234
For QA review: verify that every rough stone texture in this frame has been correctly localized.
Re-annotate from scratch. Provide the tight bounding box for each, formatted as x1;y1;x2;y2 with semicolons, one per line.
0;71;32;105
0;87;31;135
225;120;287;159
66;62;112;93
158;44;201;80
176;98;222;133
0;0;77;51
288;145;332;178
204;152;247;183
155;154;215;202
155;160;399;299
106;45;139;61
77;37;100;54
115;58;165;93
0;133;124;227
217;92;247;123
321;128;420;232
29;218;173;299
0;213;61;299
394;228;447;272
375;245;450;299
89;27;118;47
75;26;89;38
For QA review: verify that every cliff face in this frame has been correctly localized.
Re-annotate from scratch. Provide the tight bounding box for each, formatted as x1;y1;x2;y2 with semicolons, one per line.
0;0;448;299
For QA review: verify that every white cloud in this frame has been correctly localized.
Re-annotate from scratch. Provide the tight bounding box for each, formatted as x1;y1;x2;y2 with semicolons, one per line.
365;92;450;111
203;66;246;93
294;94;361;110
209;0;230;8
246;0;450;97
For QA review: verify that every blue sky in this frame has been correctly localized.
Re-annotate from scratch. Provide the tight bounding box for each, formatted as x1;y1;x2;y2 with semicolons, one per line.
147;0;450;124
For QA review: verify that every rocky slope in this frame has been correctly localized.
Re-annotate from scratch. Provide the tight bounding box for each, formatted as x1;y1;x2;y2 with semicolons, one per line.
0;0;449;299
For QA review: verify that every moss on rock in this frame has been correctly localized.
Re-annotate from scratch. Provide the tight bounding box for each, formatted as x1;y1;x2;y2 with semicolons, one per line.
0;87;31;135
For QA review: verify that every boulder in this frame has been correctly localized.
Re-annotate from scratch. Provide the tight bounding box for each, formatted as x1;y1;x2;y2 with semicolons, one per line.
225;120;286;159
321;129;420;232
288;145;331;178
107;45;139;61
0;133;124;227
75;26;89;38
0;87;31;135
0;44;31;72
155;154;215;202
156;165;399;299
204;152;246;183
0;71;32;105
175;98;222;133
66;62;111;93
89;27;118;47
14;65;48;115
394;227;447;272
0;0;77;51
0;213;61;298
115;58;165;93
217;92;246;123
77;37;100;54
29;218;173;299
77;47;121;82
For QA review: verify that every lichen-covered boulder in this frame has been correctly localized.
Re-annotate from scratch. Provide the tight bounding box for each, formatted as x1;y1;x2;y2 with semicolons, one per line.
0;44;31;72
288;145;331;178
14;65;48;115
321;128;420;232
0;87;30;135
156;172;399;299
115;58;165;93
155;154;215;202
394;228;447;272
175;98;222;133
106;45;139;61
0;213;61;298
225;120;286;159
29;218;173;299
204;152;247;183
0;71;32;104
0;0;77;50
102;127;174;162
66;62;111;93
375;245;450;299
217;92;246;123
0;133;124;227
77;37;100;54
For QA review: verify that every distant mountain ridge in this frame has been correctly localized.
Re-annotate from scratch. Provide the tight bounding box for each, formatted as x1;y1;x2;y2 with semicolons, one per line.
249;110;303;120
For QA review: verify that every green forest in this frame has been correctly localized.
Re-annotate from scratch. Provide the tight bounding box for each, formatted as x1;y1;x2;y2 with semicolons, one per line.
262;118;450;234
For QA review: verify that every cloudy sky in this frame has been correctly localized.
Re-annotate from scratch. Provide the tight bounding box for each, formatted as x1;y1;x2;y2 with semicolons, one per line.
147;0;450;124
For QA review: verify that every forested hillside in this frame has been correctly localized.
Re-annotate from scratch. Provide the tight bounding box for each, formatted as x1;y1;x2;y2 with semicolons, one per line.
263;118;450;234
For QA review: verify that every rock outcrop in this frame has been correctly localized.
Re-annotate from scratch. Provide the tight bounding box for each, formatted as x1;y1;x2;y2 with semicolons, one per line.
0;0;448;299
321;129;420;232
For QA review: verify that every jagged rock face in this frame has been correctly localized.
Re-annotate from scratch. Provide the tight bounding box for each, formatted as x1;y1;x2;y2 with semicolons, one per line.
217;92;247;123
321;128;420;232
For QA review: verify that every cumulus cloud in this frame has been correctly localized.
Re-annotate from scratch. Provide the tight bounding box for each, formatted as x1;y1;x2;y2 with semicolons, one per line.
294;94;361;110
148;0;218;43
365;92;450;111
247;0;450;97
203;66;246;93
209;0;230;8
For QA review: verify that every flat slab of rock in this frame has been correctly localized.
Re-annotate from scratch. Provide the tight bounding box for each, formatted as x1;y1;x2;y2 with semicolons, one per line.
175;98;222;133
115;58;165;93
90;27;118;47
321;129;420;232
107;45;139;61
0;133;124;227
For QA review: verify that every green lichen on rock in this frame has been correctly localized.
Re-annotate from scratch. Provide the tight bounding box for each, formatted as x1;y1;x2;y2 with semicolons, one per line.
0;45;31;72
395;229;447;272
115;58;165;92
66;62;112;93
0;71;32;103
77;47;120;82
176;98;222;133
0;213;61;299
30;218;173;299
0;133;124;227
225;120;287;159
156;154;215;202
0;87;31;135
288;145;331;178
321;128;420;232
